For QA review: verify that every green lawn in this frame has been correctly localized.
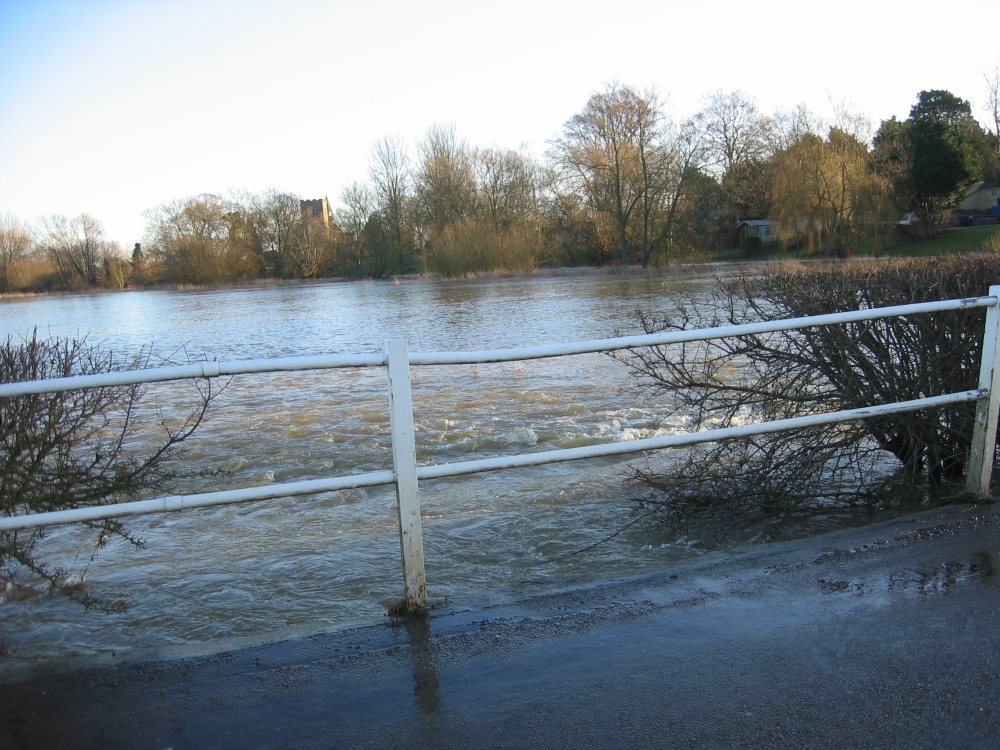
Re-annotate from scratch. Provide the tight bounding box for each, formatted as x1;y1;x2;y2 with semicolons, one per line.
860;225;1000;257
724;224;1000;262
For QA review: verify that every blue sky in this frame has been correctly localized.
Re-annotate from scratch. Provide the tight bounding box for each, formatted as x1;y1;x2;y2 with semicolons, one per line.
0;0;996;246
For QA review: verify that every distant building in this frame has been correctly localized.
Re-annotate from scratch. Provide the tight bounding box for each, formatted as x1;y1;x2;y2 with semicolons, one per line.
960;182;1000;213
737;219;780;245
300;197;333;226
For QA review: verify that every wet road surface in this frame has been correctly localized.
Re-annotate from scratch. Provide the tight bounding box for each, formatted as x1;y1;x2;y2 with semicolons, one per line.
3;504;1000;749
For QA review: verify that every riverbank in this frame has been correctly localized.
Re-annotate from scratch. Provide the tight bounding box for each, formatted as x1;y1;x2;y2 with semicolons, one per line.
0;260;735;300
5;223;999;299
4;502;999;749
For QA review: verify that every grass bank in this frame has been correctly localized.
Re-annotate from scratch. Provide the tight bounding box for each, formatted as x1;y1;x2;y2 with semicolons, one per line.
738;225;1000;263
860;225;1000;258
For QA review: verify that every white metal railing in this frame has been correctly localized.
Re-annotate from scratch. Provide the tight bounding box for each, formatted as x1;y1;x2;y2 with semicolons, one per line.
2;286;1000;612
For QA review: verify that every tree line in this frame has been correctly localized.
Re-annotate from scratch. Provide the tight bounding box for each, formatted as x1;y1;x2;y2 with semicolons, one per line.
2;78;999;292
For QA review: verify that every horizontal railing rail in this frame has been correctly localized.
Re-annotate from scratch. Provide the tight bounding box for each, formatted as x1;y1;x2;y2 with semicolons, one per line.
3;287;1000;612
1;295;992;398
0;390;983;534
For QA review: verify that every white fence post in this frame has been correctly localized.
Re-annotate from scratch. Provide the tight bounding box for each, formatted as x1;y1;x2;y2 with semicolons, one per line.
967;285;1000;499
385;339;428;612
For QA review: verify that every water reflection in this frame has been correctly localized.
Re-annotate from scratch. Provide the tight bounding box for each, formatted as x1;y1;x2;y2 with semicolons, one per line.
405;616;444;734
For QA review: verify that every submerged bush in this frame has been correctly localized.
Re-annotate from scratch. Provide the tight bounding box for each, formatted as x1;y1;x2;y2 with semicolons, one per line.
425;218;542;278
620;256;1000;543
0;332;221;607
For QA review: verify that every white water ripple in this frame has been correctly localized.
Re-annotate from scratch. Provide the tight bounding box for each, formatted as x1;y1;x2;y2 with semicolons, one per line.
0;273;717;674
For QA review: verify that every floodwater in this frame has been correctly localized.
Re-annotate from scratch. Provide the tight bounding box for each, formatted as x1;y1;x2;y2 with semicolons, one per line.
0;270;725;672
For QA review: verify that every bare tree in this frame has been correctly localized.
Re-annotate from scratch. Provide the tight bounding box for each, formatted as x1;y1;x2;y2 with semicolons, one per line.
635;116;708;265
698;90;775;230
700;90;773;177
824;95;876;148
414;123;478;237
38;214;106;286
338;181;373;243
144;195;255;284
297;213;336;279
981;60;1000;180
551;82;666;266
768;104;820;154
247;188;305;279
986;62;1000;137
475;146;540;231
0;213;33;293
337;181;374;271
223;188;265;275
101;241;130;289
370;136;415;275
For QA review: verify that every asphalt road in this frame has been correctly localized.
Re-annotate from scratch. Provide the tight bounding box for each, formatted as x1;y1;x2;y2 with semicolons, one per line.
3;504;1000;749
